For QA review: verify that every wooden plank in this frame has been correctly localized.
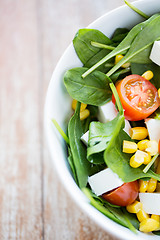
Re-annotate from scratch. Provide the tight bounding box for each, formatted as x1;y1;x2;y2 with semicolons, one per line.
0;0;43;239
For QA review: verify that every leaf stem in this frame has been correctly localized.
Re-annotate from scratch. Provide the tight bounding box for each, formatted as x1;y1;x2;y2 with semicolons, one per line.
91;41;115;50
143;153;159;173
124;0;149;19
82;46;130;78
109;83;123;115
52;119;69;144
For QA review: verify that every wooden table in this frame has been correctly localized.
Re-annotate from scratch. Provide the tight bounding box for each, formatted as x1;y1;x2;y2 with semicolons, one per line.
0;0;135;239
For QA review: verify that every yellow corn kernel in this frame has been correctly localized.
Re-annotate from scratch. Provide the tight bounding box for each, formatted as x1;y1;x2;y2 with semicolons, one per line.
72;99;87;112
80;109;90;121
143;152;151;164
115;54;123;64
147;178;157;193
115;54;130;68
145;140;158;156
158;88;160;99
151;214;160;222
139;218;159;232
142;70;154;81
126;200;142;213
137;139;150;151
130;127;148;140
130;150;146;168
123;140;137;153
137;209;149;222
151;215;160;231
139;179;149;193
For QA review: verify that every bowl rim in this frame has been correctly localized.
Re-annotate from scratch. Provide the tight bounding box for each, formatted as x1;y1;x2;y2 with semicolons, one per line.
44;0;160;239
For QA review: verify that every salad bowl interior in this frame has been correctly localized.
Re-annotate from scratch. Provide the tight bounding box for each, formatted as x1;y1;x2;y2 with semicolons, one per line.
44;0;160;239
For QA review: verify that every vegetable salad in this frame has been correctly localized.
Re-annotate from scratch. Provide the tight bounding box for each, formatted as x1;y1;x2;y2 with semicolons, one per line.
54;1;160;235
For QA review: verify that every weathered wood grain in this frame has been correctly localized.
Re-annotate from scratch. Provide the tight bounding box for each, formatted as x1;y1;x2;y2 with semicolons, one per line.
0;0;43;239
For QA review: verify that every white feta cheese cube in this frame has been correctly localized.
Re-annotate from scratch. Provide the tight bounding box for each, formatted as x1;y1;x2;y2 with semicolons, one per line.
88;168;124;196
145;118;160;142
150;41;160;66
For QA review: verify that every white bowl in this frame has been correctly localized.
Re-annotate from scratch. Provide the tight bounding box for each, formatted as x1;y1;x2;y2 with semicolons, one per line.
44;1;160;239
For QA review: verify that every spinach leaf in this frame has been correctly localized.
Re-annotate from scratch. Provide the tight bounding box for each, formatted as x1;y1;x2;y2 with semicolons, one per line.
64;67;112;106
84;49;114;73
68;102;91;188
73;29;113;65
87;113;124;162
82;14;159;78
104;130;160;182
111;28;129;43
83;188;138;232
87;82;125;163
107;14;160;76
131;63;160;89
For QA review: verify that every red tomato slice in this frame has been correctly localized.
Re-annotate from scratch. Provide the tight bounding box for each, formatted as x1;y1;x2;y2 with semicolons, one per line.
102;181;138;206
159;140;160;154
112;74;160;121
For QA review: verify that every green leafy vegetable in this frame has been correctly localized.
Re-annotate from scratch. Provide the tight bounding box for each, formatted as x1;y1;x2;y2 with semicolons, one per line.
131;62;160;89
107;14;160;76
111;28;129;43
82;188;138;232
68;102;91;188
52;119;69;144
73;29;113;64
124;0;149;19
87;82;125;163
64;67;112;106
104;130;160;182
82;13;159;78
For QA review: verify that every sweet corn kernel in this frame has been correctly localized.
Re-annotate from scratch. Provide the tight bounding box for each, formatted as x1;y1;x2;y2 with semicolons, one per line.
151;215;160;231
145;140;159;156
151;214;160;222
130;127;148;140
123;140;137;153
137;139;150;151
80;109;90;121
115;54;123;64
137;209;149;222
139;180;149;193
115;54;130;68
72;99;87;112
139;218;159;232
147;178;157;193
130;150;145;168
143;152;151;164
126;200;142;213
141;70;154;81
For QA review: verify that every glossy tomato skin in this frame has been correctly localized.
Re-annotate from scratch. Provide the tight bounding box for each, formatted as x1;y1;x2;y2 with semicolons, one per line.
102;181;139;206
112;74;160;121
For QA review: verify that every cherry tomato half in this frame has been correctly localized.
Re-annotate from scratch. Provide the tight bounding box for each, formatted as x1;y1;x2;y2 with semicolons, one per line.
112;74;160;121
102;181;139;206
